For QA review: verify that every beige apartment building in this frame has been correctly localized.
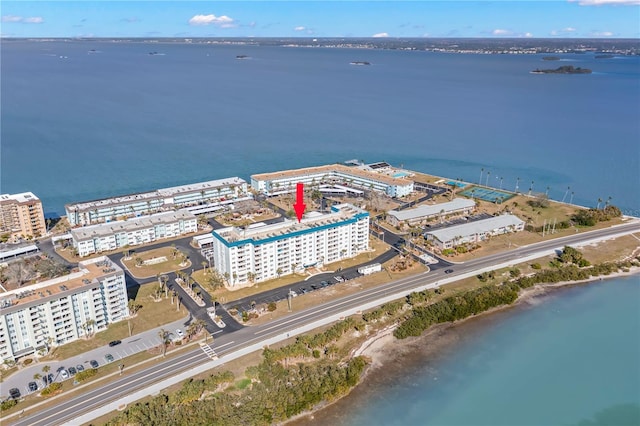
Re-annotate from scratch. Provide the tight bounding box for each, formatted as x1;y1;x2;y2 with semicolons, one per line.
0;192;46;242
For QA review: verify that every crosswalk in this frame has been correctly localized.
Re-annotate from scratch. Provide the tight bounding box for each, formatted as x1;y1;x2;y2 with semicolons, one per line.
199;342;218;360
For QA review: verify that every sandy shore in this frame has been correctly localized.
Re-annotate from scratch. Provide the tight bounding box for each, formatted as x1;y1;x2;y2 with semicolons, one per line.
286;267;640;425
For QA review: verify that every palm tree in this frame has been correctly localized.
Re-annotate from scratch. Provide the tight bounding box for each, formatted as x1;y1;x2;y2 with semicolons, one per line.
570;192;575;204
515;177;520;193
158;328;168;357
33;372;42;383
479;167;484;185
596;197;603;209
545;186;550;196
606;196;612;208
485;171;491;187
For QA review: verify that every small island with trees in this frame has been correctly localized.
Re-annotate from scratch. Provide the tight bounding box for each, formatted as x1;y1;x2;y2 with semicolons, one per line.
350;61;371;66
531;65;592;74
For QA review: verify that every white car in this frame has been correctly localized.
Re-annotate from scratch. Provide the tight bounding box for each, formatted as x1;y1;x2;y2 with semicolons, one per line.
176;329;184;338
60;369;69;380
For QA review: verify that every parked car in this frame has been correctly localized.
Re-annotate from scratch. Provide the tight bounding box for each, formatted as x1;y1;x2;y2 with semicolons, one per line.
320;281;329;287
310;284;319;290
60;369;69;380
288;290;298;297
108;340;122;347
89;360;99;369
46;373;54;384
299;287;308;294
104;353;115;363
76;364;85;372
334;276;344;282
68;366;77;376
9;388;21;399
28;381;38;392
444;269;454;274
175;329;184;338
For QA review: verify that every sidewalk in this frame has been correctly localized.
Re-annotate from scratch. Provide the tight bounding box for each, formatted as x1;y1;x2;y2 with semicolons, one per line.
1;315;190;399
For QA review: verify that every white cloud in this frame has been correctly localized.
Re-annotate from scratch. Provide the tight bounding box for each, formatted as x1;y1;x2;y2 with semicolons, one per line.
372;32;389;38
188;14;235;28
492;29;513;36
2;15;23;22
294;26;306;31
524;32;534;38
23;17;44;24
570;0;640;5
2;15;44;24
550;27;577;36
590;30;615;36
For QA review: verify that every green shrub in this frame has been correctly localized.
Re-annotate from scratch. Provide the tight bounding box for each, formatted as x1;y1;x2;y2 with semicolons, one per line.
41;382;62;396
267;302;277;312
1;399;17;411
531;263;541;269
76;368;97;382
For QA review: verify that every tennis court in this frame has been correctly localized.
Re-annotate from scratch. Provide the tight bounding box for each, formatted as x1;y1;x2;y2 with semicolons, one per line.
459;186;514;203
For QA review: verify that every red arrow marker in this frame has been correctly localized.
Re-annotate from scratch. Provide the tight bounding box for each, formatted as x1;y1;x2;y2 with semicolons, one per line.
293;182;306;222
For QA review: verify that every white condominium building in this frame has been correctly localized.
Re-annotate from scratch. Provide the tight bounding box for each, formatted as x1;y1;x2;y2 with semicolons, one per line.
212;204;370;286
251;163;414;198
71;210;197;257
65;177;249;226
425;214;525;250
0;256;129;363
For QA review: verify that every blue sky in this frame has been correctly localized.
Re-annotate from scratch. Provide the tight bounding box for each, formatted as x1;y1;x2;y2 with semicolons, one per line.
2;1;639;38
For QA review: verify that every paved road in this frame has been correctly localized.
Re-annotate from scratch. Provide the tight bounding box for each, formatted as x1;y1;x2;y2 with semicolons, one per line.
1;317;190;398
8;220;639;426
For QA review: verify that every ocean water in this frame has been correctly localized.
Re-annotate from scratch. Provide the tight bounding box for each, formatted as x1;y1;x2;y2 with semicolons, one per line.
303;277;640;426
1;41;639;217
2;42;639;425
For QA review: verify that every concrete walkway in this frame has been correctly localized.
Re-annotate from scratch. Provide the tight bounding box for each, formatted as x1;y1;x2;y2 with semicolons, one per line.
1;315;190;399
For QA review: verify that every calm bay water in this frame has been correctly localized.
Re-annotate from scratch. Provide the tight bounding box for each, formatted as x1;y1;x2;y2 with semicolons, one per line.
1;41;639;217
2;41;639;425
301;277;640;426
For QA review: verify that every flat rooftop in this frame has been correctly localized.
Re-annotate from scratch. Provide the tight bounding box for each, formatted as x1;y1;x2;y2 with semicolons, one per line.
0;257;121;313
0;192;40;204
214;203;367;245
426;214;524;242
71;210;196;241
251;164;410;187
66;177;247;212
388;198;476;221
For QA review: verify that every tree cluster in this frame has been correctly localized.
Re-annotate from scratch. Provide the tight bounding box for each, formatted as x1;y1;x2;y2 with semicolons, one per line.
394;284;519;339
572;205;622;227
106;353;367;426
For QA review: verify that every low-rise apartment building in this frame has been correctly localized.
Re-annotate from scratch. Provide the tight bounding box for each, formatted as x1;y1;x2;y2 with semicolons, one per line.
0;192;46;242
387;198;476;226
212;204;370;286
71;210;197;257
425;214;525;250
251;163;413;198
0;256;129;363
65;177;248;226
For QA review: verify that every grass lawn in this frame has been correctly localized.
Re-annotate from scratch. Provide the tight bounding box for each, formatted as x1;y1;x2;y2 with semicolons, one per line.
122;246;192;279
42;284;187;361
